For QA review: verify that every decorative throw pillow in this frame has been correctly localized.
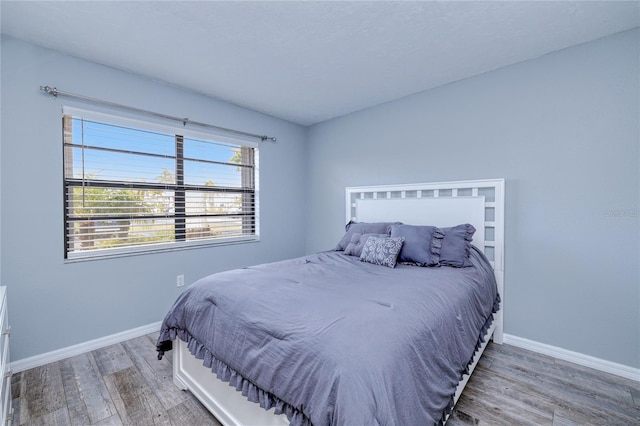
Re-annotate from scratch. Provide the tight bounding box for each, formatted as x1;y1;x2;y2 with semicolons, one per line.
344;233;388;257
438;224;476;267
359;236;405;268
390;224;444;266
334;221;396;251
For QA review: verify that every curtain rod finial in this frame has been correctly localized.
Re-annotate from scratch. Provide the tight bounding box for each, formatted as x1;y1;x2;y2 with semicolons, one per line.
40;85;58;97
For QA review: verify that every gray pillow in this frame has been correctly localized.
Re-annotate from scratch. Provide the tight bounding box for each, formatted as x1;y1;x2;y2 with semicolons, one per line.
344;233;388;257
334;221;396;251
438;224;476;267
390;224;443;266
359;236;405;268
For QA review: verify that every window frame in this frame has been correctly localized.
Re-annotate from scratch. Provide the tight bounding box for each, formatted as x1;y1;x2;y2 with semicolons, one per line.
61;106;260;262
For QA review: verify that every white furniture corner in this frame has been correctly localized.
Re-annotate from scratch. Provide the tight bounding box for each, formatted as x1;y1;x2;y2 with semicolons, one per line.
0;287;12;426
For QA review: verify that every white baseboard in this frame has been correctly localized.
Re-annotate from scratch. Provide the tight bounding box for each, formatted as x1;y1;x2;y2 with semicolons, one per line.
11;321;162;373
503;334;639;382
11;325;639;382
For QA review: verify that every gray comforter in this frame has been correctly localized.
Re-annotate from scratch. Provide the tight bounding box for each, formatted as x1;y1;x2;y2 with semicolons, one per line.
157;248;499;426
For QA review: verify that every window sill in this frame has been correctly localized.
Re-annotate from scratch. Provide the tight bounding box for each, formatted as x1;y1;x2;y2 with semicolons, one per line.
64;236;260;263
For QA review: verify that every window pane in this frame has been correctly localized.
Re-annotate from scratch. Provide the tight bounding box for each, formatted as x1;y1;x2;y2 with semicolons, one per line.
184;191;244;215
67;187;173;218
67;147;175;183
184;216;246;240
71;119;175;156
183;160;244;188
183;138;247;165
67;218;174;252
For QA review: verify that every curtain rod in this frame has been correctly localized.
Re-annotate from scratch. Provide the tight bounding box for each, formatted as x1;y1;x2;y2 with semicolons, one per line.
39;85;277;142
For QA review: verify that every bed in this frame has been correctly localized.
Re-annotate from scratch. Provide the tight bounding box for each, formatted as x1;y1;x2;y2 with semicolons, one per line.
157;178;505;426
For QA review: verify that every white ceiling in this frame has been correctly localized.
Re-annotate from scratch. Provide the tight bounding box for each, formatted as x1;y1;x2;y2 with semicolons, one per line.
1;1;639;126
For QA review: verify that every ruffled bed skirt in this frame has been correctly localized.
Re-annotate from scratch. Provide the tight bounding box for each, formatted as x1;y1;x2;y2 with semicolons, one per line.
157;327;312;426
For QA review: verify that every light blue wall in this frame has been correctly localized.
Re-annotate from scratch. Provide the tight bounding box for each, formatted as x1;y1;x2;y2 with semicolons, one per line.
307;29;640;368
1;36;308;361
3;29;639;371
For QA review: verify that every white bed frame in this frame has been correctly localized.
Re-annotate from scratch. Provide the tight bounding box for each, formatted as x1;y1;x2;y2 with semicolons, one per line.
172;178;505;425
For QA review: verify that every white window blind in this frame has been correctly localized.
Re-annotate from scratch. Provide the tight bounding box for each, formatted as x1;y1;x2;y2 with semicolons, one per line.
62;108;259;260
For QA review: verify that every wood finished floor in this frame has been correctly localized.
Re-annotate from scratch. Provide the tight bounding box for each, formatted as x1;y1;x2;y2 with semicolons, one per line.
11;332;640;425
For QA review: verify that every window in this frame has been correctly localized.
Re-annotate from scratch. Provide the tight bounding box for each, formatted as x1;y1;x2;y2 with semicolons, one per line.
62;107;259;260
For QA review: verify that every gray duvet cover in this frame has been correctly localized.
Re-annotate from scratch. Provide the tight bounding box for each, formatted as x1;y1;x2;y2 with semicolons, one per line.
157;247;499;426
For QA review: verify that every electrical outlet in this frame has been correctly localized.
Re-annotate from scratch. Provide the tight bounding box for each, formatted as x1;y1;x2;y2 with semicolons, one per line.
177;274;185;287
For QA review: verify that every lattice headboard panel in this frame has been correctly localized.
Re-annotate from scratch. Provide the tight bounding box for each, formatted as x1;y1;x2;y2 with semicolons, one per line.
345;179;504;270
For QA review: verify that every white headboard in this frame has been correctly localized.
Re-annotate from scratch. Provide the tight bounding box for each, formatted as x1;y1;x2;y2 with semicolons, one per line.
345;178;505;342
